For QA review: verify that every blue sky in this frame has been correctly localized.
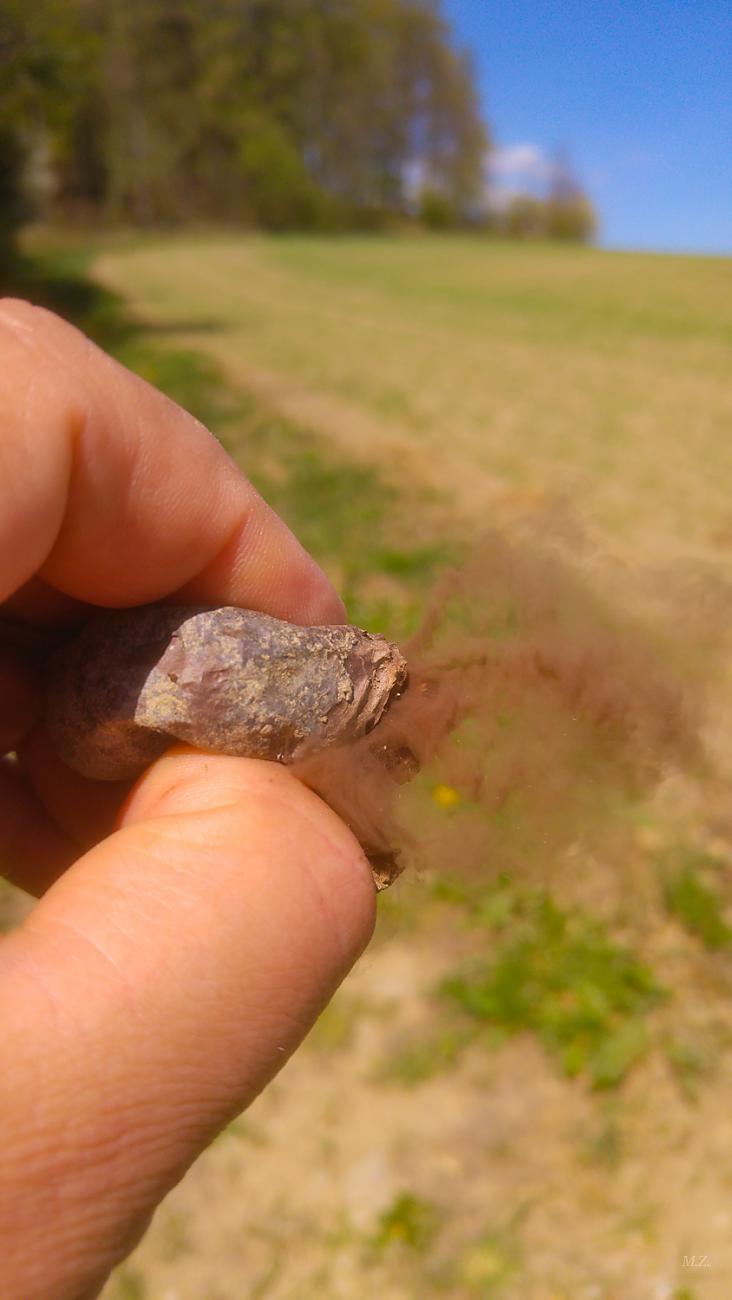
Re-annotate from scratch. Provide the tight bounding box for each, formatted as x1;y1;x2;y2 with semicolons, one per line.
443;0;731;254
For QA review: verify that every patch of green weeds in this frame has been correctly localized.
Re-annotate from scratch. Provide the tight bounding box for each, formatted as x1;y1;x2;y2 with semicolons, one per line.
371;1191;441;1253
440;880;665;1087
429;874;478;908
250;421;452;638
9;241;136;352
12;239;235;434
660;847;732;950
118;340;234;432
227;410;457;636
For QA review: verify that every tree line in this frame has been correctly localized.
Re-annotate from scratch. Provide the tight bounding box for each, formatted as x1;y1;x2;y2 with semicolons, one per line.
0;0;596;269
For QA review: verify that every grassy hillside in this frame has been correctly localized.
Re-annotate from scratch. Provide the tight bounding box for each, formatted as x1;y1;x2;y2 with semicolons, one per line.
12;233;732;1299
94;235;732;569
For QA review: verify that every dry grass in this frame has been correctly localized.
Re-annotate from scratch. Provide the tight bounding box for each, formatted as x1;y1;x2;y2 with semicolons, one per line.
95;234;732;568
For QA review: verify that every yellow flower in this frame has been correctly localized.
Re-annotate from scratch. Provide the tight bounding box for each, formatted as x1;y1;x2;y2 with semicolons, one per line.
432;783;460;810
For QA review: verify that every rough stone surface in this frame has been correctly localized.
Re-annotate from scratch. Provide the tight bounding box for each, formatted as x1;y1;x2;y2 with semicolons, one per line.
45;605;409;784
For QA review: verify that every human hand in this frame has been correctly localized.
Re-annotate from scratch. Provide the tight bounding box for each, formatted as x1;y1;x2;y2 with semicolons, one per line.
0;300;375;1300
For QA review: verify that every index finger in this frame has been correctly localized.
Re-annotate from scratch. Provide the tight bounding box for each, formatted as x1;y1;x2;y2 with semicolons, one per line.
0;299;344;623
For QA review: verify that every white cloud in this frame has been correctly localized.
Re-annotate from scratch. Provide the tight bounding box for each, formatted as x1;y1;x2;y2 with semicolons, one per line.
483;142;579;213
486;143;557;186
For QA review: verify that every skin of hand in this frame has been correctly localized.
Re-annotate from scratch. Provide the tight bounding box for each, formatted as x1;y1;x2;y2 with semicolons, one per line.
0;299;376;1300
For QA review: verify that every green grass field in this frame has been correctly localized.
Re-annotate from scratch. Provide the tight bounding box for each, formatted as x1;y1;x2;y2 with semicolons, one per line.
93;234;732;569
11;232;732;1300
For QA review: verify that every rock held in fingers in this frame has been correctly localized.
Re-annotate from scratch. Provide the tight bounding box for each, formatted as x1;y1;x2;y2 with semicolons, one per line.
45;605;409;782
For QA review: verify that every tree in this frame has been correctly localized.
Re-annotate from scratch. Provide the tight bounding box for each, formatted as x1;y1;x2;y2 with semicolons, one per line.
545;150;597;242
28;0;488;230
489;146;597;244
237;112;337;230
0;128;24;272
545;193;597;242
503;194;545;240
0;0;92;269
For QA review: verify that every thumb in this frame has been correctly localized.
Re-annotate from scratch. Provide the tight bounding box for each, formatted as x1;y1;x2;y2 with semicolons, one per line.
0;750;375;1300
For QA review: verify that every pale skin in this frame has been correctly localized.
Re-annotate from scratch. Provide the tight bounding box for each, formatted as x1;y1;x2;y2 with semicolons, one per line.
0;299;376;1300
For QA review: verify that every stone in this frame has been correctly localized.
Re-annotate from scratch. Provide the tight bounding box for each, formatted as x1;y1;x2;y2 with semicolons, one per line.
45;604;409;783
